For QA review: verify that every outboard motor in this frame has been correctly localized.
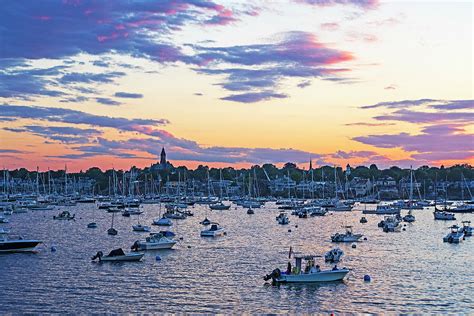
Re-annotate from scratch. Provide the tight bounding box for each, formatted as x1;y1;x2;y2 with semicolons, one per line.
131;240;140;252
263;268;281;284
91;251;103;261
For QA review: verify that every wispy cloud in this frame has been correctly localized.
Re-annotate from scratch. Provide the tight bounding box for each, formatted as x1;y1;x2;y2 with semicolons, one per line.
114;92;143;99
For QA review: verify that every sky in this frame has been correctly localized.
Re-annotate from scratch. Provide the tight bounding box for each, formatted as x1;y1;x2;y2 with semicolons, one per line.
0;0;472;172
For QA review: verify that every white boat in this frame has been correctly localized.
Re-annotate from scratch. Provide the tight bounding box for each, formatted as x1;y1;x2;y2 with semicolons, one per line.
0;232;42;253
153;216;173;226
363;204;400;215
307;206;327;216
132;232;176;250
132;224;151;232
324;248;344;263
276;212;290;225
201;222;225;237
433;210;456;220
460;221;473;237
331;226;362;242
328;202;352;212
443;225;464;243
380;215;402;232
264;254;349;284
91;248;144;262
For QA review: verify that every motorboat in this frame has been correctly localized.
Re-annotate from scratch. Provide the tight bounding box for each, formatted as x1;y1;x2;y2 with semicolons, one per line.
460;221;473;237
201;222;225;237
307;206;327;216
360;217;368;224
380;215;401;232
153;216;173;226
331;226;363;242
443;225;464;243
107;207;122;213
132;224;151;232
53;211;75;220
131;232;176;250
200;217;211;225
247;208;255;215
324;248;344;263
276;212;290;225
433;210;456;220
363;204;400;215
164;211;186;220
328;202;352;212
264;254;349;284
209;202;231;210
91;248;144;262
0;232;42;253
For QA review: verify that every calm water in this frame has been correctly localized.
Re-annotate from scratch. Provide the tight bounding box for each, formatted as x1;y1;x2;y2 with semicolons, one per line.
0;202;473;313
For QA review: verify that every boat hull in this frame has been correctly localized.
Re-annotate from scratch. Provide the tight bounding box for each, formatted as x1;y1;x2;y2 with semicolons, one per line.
0;240;41;253
138;241;176;250
276;269;349;283
100;253;144;262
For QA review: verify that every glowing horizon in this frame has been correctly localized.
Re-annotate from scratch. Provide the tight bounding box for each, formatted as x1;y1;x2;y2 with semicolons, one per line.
0;0;472;172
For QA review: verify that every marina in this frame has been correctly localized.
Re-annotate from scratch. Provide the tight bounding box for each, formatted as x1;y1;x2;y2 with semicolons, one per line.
0;200;473;313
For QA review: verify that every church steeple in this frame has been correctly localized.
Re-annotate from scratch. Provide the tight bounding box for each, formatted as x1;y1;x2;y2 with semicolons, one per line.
309;157;313;171
160;147;167;166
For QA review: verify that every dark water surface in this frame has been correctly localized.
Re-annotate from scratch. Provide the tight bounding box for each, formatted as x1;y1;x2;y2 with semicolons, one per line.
1;203;473;313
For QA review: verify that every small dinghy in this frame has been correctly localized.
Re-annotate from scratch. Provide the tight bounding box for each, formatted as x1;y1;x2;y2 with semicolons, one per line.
91;248;144;262
359;217;368;223
107;227;118;235
324;248;344;263
87;222;98;228
53;211;75;220
132;224;151;232
247;208;255;215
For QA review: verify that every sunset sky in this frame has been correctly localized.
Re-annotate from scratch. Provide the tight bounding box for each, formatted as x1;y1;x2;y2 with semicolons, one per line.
0;0;472;172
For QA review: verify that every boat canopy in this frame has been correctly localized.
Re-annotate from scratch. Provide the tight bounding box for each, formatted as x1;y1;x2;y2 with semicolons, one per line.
108;248;125;257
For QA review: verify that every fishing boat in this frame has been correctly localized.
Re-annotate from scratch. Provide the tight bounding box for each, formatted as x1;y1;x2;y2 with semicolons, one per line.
331;226;363;242
264;254;349;284
91;248;144;262
0;231;42;253
380;215;401;232
433;210;456;220
53;211;75;220
324;248;344;263
443;225;464;243
201;222;225;237
131;232;176;250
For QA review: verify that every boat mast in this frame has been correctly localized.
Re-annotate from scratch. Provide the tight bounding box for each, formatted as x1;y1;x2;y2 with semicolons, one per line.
409;166;413;213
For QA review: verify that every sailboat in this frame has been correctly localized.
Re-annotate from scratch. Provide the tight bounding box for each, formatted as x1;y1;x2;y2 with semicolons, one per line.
132;214;151;232
107;211;118;235
403;166;416;222
88;199;98;228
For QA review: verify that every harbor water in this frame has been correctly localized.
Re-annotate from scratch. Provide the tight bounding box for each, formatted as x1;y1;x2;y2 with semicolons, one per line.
0;203;473;313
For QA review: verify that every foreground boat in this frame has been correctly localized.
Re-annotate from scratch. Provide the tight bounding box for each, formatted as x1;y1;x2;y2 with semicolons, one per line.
264;254;349;284
91;248;144;262
0;231;42;253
